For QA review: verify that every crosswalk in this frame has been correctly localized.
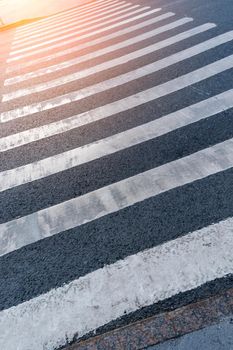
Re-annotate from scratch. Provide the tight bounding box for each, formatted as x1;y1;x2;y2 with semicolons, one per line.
0;0;233;349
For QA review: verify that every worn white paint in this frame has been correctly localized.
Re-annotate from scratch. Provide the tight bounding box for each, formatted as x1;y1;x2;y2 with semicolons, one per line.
15;0;112;33
9;5;145;56
2;51;233;123
7;23;231;102
5;12;175;85
6;9;160;70
1;138;233;256
2;59;233;150
4;18;199;100
13;0;121;43
7;6;151;62
1;217;233;350
12;2;134;49
1;89;233;191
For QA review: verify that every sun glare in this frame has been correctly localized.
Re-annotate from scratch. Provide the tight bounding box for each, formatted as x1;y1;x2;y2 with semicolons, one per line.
0;0;84;24
0;0;43;24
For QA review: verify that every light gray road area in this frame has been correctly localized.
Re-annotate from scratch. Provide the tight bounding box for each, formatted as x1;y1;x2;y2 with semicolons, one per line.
0;0;233;349
148;318;233;350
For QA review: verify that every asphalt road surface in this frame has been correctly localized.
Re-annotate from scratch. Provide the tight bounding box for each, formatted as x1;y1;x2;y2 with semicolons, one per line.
0;0;233;349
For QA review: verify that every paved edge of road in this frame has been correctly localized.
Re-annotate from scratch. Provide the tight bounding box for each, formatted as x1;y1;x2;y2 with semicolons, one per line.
0;18;45;32
65;287;233;350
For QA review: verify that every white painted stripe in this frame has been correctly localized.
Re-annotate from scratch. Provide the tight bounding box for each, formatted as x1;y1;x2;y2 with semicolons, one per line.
1;217;233;350
4;18;198;100
6;7;153;62
12;1;131;49
2;46;232;123
5;13;175;85
9;5;144;56
15;0;114;33
8;23;233;103
6;9;160;68
1;54;233;150
1;89;233;192
14;0;120;40
13;2;122;47
14;0;120;41
0;138;233;255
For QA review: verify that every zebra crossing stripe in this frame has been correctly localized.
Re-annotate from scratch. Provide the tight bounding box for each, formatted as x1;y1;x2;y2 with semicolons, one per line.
13;0;121;41
0;216;233;350
6;8;160;67
3;17;197;99
1;55;233;150
12;1;133;50
6;7;153;62
6;9;165;74
1;2;233;348
9;4;145;56
1;0;233;348
15;0;116;34
1;89;232;192
2;50;233;123
13;0;121;42
1;138;233;257
8;23;233;103
5;12;175;85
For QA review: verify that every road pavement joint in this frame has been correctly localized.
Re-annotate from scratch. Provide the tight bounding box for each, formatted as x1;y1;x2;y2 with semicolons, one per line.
66;288;233;350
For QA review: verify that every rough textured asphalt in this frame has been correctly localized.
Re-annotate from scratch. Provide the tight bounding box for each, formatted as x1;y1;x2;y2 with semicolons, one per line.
0;0;233;347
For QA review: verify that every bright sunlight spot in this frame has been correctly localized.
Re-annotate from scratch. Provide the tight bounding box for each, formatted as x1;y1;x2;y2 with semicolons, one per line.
0;0;87;24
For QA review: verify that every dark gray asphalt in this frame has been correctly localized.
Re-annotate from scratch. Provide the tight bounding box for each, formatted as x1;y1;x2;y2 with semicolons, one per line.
0;0;233;345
